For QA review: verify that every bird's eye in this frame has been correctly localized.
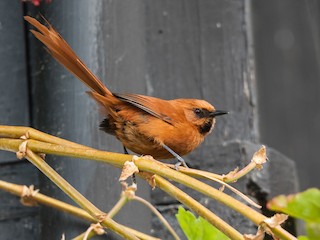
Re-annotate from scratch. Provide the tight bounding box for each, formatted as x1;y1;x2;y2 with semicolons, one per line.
193;108;203;117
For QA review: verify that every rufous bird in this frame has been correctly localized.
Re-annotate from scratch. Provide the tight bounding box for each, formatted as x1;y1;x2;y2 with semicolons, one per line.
24;16;227;167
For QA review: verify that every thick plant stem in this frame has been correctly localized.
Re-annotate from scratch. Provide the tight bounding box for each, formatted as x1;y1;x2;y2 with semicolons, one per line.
0;138;296;239
137;158;296;240
0;125;91;149
0;180;158;240
0;129;297;240
141;174;244;240
24;149;139;240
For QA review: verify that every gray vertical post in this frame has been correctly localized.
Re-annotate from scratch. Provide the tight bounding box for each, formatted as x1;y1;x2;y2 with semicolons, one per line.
0;1;39;240
146;1;298;238
0;4;30;155
27;1;150;239
252;0;320;190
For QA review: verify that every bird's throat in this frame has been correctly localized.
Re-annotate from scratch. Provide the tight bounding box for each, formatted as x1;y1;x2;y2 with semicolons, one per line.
198;119;214;135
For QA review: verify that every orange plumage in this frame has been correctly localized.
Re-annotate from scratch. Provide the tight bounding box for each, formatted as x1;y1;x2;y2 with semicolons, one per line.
24;16;227;165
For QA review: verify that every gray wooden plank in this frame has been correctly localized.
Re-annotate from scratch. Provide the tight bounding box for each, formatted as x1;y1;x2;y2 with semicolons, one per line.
27;0;150;239
145;0;258;154
0;2;37;239
0;162;39;239
145;1;298;238
0;1;30;163
252;0;320;189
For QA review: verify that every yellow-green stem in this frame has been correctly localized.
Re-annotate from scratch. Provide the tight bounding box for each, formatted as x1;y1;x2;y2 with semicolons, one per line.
133;195;180;240
108;194;129;218
25;149;138;240
137;158;296;240
0;126;91;149
0;137;296;239
0;180;158;240
223;162;257;183
149;175;244;240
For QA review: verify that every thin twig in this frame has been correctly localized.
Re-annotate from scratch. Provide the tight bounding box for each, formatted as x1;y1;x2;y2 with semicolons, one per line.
107;193;129;218
0;180;158;240
133;195;180;240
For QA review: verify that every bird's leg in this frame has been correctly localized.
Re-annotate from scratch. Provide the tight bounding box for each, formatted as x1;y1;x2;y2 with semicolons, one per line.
162;144;189;170
123;145;136;184
123;146;129;154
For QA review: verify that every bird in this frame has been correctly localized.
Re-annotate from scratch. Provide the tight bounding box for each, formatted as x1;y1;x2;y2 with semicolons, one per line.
24;16;228;168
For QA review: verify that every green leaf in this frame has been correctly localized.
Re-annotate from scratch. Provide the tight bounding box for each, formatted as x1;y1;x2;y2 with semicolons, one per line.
297;236;309;240
176;206;230;240
306;222;320;240
267;188;320;223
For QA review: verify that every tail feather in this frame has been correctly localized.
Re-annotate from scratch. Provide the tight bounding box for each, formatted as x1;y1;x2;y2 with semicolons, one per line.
24;16;112;96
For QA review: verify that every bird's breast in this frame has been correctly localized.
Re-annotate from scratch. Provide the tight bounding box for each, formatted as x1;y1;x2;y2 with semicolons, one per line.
110;107;205;159
162;122;205;156
119;120;204;159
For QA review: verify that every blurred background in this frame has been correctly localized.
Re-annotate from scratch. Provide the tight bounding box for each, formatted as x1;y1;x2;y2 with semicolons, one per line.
252;0;320;190
0;0;319;239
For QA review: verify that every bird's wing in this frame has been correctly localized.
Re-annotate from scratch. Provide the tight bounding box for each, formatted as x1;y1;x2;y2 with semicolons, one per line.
113;93;173;124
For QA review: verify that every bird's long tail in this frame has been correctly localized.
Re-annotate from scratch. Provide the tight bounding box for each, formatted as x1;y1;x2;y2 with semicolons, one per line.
24;16;112;96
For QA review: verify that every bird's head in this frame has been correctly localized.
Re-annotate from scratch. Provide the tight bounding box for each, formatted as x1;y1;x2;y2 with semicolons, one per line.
175;99;228;135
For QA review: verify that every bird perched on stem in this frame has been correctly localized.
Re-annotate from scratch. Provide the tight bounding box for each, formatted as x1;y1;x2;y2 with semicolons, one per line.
24;16;227;168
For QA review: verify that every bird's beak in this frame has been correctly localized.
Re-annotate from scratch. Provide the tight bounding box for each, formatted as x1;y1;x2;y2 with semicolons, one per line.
209;110;228;117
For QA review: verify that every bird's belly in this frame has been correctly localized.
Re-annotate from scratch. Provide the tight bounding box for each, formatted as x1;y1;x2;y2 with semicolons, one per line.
117;127;173;159
115;120;203;159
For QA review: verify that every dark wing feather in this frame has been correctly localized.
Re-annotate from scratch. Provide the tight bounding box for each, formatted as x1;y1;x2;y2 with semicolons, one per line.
113;93;173;124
